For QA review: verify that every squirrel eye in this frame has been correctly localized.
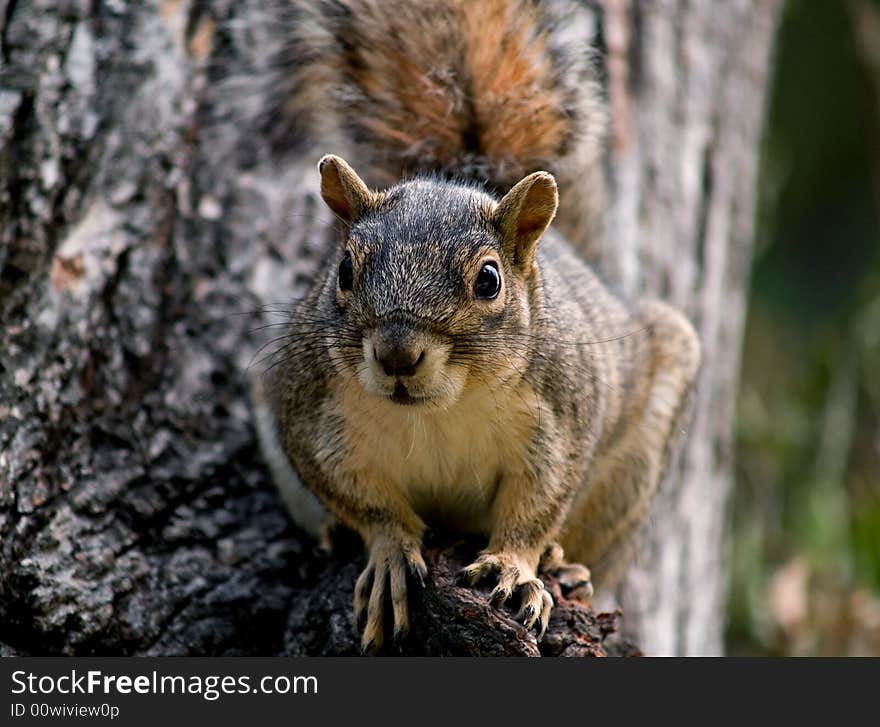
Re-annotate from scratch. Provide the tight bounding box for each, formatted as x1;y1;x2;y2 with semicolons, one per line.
474;261;501;300
338;251;353;292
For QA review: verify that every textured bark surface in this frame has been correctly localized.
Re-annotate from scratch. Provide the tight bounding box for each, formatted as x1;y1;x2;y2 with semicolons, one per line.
0;0;779;656
600;0;782;655
277;536;636;657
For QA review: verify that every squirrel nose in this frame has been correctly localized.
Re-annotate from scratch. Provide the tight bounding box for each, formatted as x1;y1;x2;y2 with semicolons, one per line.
373;343;425;378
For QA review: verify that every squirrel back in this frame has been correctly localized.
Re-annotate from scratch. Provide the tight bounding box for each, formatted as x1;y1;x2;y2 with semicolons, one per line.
238;0;606;255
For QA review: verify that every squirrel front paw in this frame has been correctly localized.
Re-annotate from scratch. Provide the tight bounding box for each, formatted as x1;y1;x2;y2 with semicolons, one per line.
460;550;554;639
354;534;427;654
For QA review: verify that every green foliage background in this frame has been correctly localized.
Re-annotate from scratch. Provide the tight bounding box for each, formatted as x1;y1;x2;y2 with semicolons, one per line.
729;0;880;654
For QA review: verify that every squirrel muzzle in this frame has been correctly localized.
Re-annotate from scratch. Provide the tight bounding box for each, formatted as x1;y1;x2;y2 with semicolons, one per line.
358;322;465;408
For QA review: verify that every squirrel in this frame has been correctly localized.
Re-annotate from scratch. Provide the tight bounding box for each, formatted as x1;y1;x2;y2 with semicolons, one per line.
248;0;701;653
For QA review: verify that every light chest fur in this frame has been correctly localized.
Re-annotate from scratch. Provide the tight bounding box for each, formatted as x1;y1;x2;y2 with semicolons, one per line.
334;377;541;534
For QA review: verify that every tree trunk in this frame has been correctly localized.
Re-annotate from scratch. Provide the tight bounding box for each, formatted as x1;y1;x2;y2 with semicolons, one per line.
600;0;781;655
0;0;779;656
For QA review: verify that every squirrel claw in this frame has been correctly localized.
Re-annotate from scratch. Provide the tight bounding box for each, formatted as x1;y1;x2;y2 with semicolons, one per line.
457;566;475;587
353;566;373;625
392;623;409;643
518;579;553;637
354;535;423;655
489;566;519;606
462;551;553;639
408;555;428;588
459;552;508;586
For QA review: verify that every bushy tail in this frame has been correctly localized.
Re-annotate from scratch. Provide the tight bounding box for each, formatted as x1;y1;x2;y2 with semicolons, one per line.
231;0;607;252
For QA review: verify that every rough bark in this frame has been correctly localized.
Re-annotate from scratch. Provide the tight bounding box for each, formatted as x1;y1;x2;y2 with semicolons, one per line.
0;0;779;656
600;0;781;655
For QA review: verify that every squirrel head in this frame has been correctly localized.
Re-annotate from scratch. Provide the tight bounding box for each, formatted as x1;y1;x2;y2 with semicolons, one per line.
316;154;558;409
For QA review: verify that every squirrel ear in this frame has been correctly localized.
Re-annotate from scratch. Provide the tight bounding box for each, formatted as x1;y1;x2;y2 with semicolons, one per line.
492;172;558;268
318;154;376;224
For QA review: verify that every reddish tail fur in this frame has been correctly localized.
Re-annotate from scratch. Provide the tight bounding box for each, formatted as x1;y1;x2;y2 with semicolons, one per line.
235;0;607;251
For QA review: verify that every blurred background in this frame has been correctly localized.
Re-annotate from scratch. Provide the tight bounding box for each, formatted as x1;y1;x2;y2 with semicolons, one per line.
729;0;880;655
